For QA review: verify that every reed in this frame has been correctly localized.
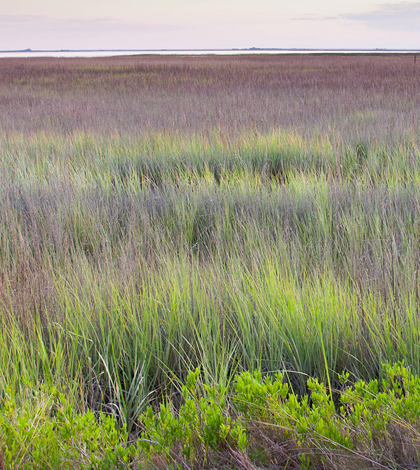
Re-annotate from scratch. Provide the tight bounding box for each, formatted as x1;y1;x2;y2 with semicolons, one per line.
1;54;420;444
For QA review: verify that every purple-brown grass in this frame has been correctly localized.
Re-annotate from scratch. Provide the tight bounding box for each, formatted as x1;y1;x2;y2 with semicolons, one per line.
0;54;419;143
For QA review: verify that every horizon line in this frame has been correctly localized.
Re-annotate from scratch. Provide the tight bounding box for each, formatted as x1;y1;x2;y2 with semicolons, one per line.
2;47;420;53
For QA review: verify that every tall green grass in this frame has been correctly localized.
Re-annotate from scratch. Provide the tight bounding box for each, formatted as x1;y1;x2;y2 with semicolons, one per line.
2;130;420;431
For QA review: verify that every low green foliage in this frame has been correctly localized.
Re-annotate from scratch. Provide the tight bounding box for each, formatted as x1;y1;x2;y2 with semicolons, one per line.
139;368;247;468
0;386;136;469
2;364;420;469
138;363;420;469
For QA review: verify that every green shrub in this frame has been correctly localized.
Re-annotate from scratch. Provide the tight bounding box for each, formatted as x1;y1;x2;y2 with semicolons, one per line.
0;386;136;469
139;368;247;468
138;363;420;469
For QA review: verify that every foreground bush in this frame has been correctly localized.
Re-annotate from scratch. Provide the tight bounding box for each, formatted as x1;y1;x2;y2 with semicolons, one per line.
0;387;135;469
3;363;420;469
119;363;420;469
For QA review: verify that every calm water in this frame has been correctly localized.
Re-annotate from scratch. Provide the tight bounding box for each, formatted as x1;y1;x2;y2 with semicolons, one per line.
1;49;419;59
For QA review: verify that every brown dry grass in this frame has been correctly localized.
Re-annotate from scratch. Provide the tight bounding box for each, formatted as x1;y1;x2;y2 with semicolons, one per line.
0;54;419;143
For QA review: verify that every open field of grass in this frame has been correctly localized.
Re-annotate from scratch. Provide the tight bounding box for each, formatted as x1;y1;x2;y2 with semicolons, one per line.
1;54;420;468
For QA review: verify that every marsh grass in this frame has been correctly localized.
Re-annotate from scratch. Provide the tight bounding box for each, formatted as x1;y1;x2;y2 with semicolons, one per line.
2;131;420;409
1;54;419;143
1;55;420;450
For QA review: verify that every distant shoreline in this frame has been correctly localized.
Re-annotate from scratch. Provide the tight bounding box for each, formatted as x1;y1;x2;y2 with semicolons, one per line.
2;48;420;53
1;48;419;59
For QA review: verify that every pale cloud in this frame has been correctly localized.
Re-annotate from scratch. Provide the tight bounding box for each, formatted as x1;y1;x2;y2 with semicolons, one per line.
0;15;178;32
291;14;337;21
343;2;420;31
291;3;420;32
0;15;47;23
0;15;192;51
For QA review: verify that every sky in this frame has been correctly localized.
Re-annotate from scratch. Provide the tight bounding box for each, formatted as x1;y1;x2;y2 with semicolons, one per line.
0;0;419;50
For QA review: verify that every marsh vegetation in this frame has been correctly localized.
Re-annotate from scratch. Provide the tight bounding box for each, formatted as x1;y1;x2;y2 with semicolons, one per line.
1;54;420;468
